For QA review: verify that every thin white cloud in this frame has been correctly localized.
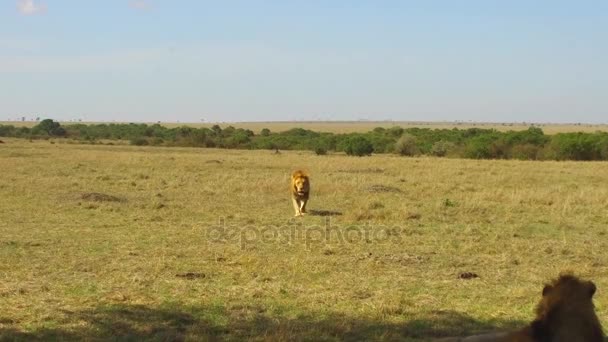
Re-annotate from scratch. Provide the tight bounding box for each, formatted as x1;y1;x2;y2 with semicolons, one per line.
16;0;47;15
129;0;152;11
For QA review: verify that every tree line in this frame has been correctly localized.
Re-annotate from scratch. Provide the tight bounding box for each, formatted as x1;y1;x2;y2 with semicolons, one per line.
1;119;607;161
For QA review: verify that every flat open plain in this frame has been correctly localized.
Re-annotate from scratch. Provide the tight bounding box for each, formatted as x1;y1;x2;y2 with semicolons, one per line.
1;139;607;340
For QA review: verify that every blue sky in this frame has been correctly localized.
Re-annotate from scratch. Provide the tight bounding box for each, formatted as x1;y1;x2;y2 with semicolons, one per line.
1;1;606;123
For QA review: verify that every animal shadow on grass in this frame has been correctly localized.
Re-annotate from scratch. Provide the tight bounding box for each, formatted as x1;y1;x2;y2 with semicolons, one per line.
0;305;524;341
309;209;343;217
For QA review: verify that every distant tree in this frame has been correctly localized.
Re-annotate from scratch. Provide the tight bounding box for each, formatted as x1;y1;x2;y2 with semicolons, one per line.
211;125;222;136
430;140;456;157
342;136;373;156
227;131;251;147
130;137;149;146
33;119;66;137
314;146;327;155
394;133;419;156
387;126;404;137
222;126;236;137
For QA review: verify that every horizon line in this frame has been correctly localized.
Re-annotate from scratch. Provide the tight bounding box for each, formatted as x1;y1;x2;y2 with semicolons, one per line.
2;119;608;126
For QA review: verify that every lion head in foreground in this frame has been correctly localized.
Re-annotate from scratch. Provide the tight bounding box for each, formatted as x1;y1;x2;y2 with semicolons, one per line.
525;273;604;342
439;274;604;342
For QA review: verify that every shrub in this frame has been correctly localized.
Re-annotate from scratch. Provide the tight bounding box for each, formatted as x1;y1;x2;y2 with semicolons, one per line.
342;136;373;156
260;128;271;137
387;126;404;137
314;146;327;155
430;140;456;157
465;134;502;159
503;127;548;146
225;131;251;148
151;138;165;146
394;133;418;156
598;135;608;160
32;119;66;137
0;125;16;137
369;134;396;153
130;137;149;146
549;133;601;160
510;144;540;160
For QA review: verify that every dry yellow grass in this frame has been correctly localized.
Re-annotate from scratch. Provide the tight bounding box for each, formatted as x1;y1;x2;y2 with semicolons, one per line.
1;138;607;340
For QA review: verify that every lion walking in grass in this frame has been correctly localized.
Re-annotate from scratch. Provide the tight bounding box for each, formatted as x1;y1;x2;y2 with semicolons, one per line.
291;170;310;217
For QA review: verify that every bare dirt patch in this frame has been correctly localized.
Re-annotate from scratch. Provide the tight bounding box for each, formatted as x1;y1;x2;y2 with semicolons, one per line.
366;185;402;193
80;192;125;203
459;272;479;280
309;209;343;216
175;272;206;280
337;168;384;174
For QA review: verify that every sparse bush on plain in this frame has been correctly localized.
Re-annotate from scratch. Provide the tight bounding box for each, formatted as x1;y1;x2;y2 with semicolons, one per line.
314;146;327;155
32;119;67;137
430;140;456;157
130;137;149;146
510;143;541;160
341;136;374;156
151;138;164;146
394;133;419;156
465;134;500;159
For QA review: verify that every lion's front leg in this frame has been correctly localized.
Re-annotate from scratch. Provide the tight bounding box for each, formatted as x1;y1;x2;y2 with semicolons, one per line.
300;199;307;214
292;197;302;216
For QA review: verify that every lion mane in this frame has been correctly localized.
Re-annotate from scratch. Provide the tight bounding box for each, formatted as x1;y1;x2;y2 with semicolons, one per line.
515;273;604;342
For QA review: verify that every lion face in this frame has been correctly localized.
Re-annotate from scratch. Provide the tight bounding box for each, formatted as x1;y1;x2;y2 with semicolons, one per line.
293;176;309;196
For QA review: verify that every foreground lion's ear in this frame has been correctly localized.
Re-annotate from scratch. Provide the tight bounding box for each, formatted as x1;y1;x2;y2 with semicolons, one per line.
542;284;553;296
589;282;597;298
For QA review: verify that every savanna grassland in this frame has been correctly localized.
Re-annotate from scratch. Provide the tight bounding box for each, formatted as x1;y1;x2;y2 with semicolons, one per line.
1;139;608;341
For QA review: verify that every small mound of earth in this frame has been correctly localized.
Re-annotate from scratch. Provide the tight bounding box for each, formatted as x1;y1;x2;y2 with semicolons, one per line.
205;160;222;164
80;192;125;203
176;272;205;280
337;168;384;174
366;185;402;193
459;272;479;280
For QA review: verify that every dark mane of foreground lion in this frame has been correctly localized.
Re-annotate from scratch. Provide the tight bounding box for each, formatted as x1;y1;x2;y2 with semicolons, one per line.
439;274;605;342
